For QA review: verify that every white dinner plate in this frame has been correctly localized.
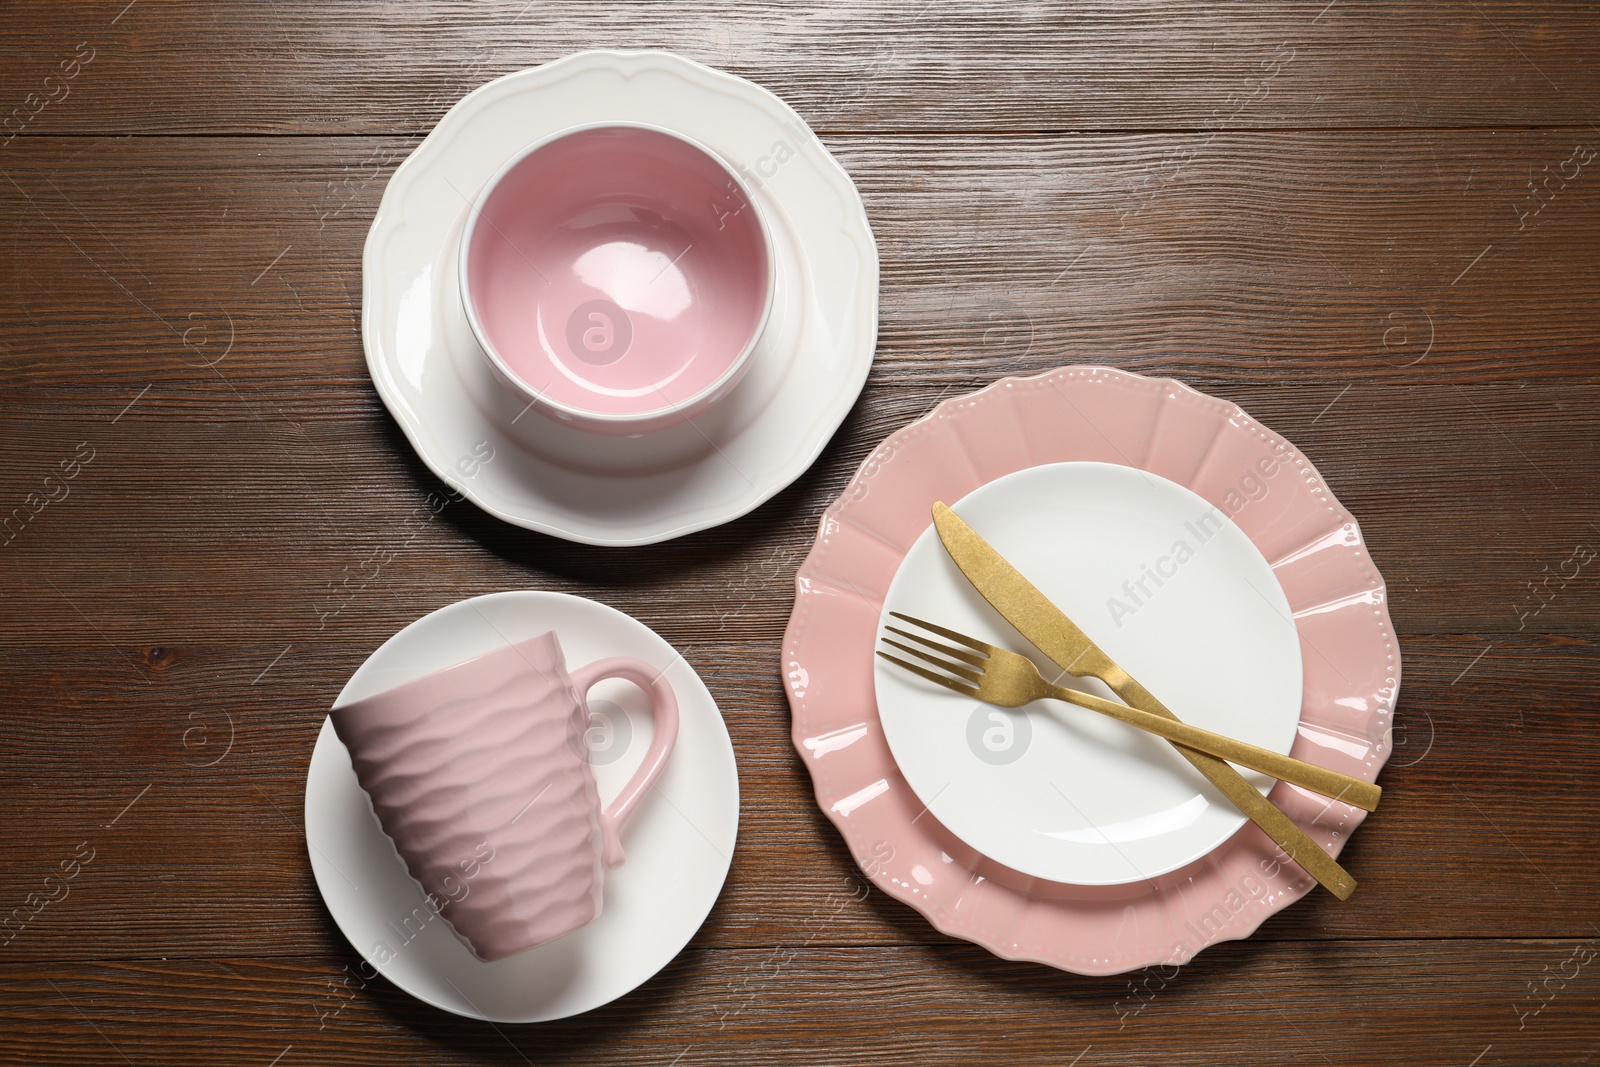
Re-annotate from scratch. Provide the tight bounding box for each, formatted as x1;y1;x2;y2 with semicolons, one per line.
363;50;879;545
875;462;1304;885
304;591;739;1022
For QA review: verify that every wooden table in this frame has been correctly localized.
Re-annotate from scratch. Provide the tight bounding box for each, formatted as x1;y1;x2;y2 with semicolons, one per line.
3;3;1597;1064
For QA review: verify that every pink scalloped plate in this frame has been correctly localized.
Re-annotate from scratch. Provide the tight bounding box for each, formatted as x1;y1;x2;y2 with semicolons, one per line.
783;366;1399;975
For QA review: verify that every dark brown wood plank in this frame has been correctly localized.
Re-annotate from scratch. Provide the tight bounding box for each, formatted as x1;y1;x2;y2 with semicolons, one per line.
1;941;1595;1066
3;129;1598;404
2;1;1599;135
0;634;1592;964
1;365;1596;637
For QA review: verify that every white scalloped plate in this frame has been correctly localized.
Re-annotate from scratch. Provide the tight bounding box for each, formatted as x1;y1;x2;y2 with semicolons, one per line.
363;50;879;545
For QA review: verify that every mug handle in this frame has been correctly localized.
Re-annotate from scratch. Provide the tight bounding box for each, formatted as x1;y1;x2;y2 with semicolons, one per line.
567;657;680;869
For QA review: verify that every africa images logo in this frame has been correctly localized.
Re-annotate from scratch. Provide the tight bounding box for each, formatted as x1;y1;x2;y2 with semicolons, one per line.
565;299;632;366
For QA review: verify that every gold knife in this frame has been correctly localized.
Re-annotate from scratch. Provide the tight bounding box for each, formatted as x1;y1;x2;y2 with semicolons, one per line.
932;501;1359;900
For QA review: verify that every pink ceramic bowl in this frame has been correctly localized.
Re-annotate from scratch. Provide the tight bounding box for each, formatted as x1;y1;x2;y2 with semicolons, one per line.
459;122;775;437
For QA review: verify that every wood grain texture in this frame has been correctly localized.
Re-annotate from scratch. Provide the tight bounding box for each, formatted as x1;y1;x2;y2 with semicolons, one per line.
1;942;1598;1066
3;129;1599;400
2;2;1599;1065
3;1;1600;134
0;633;1594;972
2;373;1595;634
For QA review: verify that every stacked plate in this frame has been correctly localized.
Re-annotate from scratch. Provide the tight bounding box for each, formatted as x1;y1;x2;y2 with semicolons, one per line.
362;50;878;545
784;366;1399;974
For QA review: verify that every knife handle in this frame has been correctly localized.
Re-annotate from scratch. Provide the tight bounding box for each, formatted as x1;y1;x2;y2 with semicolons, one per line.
1104;668;1358;901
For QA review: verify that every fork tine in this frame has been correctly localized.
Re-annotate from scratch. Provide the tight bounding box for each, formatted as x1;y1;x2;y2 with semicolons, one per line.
884;625;986;668
876;651;981;698
881;637;984;684
888;612;997;655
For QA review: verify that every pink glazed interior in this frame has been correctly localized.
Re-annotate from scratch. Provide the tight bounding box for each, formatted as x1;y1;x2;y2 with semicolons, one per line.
462;124;772;428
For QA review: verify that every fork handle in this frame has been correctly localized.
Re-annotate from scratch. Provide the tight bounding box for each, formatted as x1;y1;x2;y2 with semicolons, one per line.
1046;682;1381;812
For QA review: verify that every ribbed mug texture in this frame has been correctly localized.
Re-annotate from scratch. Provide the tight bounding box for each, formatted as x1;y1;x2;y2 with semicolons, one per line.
332;633;607;961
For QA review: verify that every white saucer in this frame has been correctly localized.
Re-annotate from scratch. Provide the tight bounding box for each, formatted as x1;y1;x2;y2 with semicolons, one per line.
303;591;739;1022
363;50;879;545
874;462;1303;885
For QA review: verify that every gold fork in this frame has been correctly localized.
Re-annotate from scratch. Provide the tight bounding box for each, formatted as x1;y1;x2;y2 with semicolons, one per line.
878;612;1381;812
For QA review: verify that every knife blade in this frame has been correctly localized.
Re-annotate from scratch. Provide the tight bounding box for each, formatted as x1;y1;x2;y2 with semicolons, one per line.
931;500;1358;900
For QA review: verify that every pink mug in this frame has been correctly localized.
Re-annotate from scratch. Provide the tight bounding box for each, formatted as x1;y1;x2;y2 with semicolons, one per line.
329;632;678;961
